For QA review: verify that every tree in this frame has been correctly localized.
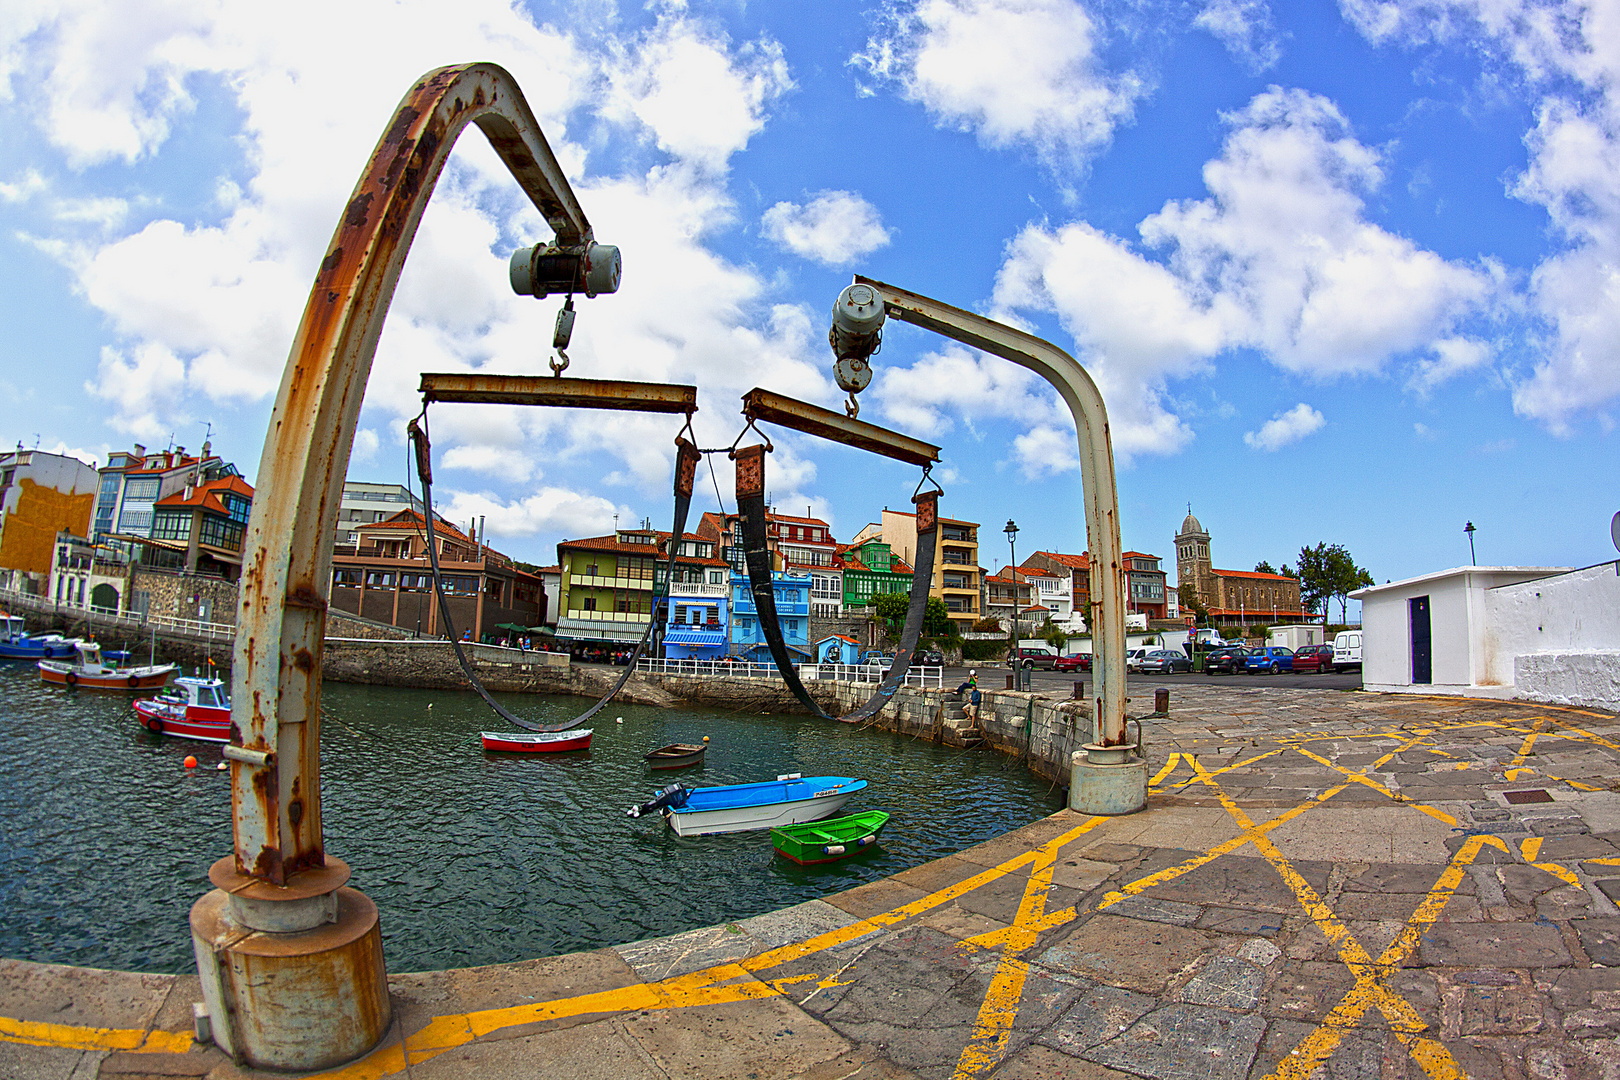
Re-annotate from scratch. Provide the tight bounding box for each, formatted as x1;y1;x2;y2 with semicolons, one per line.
871;592;956;638
1254;560;1278;575
1296;543;1374;624
1041;618;1067;651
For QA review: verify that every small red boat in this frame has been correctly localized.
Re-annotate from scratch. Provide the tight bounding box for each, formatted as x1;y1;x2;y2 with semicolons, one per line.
134;675;231;742
39;642;176;690
480;729;593;753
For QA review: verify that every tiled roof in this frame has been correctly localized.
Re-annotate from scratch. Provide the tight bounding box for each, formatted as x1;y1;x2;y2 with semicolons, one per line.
153;475;254;516
1122;550;1161;561
359;509;473;543
1215;568;1298;582
1032;550;1090;570
560;532;727;567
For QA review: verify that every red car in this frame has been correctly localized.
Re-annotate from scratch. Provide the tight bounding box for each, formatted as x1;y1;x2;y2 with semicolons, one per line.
1054;653;1091;672
1292;644;1335;673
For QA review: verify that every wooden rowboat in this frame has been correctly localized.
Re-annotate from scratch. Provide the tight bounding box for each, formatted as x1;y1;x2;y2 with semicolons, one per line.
643;743;706;769
772;810;891;865
480;729;593;753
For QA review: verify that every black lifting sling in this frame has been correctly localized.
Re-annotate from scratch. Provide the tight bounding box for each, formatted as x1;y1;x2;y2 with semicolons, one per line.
410;413;700;733
734;441;940;725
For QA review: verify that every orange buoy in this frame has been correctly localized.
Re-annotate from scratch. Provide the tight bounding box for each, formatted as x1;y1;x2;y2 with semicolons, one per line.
184;755;198;768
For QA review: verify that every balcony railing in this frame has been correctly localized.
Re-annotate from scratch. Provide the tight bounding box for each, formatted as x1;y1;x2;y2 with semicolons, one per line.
635;657;942;688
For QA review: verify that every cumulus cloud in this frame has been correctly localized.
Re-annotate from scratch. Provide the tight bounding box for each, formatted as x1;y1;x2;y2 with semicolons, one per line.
1244;402;1325;450
977;86;1495;457
1339;0;1620;429
851;0;1145;165
761;191;891;266
438;487;629;541
1195;0;1283;70
1;1;840;530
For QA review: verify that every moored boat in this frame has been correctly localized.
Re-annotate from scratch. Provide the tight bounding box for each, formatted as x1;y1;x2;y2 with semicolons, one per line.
643;742;706;769
134;675;231;742
480;729;594;753
39;642;176;690
0;615;77;660
627;774;867;837
771;810;891;865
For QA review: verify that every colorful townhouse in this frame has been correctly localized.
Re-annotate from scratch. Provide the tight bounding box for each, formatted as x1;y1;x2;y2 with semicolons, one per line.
730;570;811;663
556;525;728;649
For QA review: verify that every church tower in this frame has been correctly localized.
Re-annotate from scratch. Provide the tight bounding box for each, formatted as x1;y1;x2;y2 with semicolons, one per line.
1175;509;1212;610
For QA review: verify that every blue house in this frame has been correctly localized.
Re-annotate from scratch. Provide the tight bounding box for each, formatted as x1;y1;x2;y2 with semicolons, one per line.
814;634;862;665
663;579;730;660
731;571;811;662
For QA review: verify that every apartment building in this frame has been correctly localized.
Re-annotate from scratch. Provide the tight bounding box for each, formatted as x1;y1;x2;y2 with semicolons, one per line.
863;509;981;634
556;527;727;646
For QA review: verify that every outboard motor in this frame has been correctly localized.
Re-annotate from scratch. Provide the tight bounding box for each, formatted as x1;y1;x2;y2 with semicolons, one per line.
627;783;690;818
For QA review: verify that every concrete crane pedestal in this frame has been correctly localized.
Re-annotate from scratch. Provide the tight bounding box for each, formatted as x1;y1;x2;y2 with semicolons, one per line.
189;856;389;1071
1068;744;1148;815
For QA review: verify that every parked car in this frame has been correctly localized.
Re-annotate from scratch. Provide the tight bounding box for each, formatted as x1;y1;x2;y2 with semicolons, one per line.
864;652;894;670
1124;648;1151;672
1138;649;1192;674
1054;653;1091;672
916;649;944;666
1007;646;1059;670
1332;631;1363;673
1202;647;1250;675
1292;644;1335;674
1243;646;1295;674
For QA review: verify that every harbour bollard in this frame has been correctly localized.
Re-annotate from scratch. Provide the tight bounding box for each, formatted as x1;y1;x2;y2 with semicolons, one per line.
1072;680;1085;700
1155;687;1170;713
1005;673;1015;690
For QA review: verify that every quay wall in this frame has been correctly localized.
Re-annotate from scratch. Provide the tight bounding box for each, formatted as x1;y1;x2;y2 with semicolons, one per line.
319;640;676;707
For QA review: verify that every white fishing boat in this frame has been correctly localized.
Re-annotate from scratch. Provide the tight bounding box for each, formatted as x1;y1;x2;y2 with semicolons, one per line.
627;774;866;837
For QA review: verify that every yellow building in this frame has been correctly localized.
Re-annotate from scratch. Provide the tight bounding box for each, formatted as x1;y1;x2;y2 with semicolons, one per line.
860;509;981;635
0;449;99;589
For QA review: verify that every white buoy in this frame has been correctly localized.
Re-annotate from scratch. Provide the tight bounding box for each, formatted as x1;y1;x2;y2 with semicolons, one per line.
216;762;227;771
616;716;624;724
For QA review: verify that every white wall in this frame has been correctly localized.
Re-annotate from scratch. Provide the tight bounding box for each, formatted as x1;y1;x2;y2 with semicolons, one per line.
1356;568;1565;693
1268;624;1327;651
1482;562;1620;685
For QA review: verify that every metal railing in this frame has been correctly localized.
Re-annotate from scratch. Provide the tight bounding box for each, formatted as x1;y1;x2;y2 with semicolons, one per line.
0;586;237;640
635;656;942;688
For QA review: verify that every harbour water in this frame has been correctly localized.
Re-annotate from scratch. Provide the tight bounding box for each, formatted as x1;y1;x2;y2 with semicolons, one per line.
0;663;1062;974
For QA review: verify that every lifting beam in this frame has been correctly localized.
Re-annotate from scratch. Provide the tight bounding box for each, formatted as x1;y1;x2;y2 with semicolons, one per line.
741;388;939;467
421;372;697;413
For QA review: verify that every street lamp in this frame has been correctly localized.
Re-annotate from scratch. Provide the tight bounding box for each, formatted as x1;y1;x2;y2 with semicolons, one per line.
1005;519;1019;660
1464;521;1476;565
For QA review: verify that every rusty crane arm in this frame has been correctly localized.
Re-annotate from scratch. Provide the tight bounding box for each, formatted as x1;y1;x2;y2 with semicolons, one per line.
230;64;607;886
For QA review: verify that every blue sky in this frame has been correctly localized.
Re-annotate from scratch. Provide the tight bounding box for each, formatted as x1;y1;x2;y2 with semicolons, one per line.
2;0;1617;609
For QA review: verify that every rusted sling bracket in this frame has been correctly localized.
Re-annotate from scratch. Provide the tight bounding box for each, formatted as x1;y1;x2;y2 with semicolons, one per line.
741;388;939;467
420;372;697;414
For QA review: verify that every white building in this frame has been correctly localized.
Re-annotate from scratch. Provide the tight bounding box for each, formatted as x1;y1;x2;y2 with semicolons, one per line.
334;482;431;549
1351;562;1620;711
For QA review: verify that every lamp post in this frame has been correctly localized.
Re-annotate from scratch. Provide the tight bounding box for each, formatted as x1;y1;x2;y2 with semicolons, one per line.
1465;521;1476;565
1005;519;1019;664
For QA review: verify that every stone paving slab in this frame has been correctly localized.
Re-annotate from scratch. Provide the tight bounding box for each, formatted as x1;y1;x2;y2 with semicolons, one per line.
4;688;1620;1079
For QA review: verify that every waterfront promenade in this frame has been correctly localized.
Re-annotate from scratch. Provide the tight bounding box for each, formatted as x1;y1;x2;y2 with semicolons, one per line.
5;686;1620;1079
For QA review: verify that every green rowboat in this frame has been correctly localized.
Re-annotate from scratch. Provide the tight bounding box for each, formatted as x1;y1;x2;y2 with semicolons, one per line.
771;810;890;865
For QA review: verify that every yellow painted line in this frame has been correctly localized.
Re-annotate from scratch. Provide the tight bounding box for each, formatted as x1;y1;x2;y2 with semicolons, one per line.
1503;720;1545;781
960;906;1077;951
1148;753;1183;787
0;1016;192;1054
1168;746;1285;787
1534;860;1581;887
952;843;1063;1076
1291;744;1458;826
1521;837;1544;861
1187;759;1469;1080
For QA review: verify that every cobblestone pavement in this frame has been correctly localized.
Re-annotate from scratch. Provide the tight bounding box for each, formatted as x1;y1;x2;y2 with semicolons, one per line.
5;688;1620;1080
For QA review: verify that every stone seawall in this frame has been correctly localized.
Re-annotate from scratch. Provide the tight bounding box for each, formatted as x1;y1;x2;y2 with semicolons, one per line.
321;640;676;707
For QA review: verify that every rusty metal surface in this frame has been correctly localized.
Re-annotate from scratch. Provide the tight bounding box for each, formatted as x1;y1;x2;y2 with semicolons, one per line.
231;63;604;887
850;275;1129;749
420;372;697;413
190;888;389;1070
741;387;940;466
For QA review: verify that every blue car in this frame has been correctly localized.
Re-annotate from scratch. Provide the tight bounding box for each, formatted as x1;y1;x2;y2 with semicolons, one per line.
1242;646;1295;674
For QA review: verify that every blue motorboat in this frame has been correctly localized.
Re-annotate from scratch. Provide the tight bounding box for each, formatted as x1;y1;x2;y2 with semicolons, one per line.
0;615;76;660
627;774;867;837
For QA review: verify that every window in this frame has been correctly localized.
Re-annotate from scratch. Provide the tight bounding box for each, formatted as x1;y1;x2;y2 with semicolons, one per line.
150;510;190;542
199;515;244;552
123;477;160;500
585;563;599;577
333;568;363;587
365;571;395;588
583;597;596;611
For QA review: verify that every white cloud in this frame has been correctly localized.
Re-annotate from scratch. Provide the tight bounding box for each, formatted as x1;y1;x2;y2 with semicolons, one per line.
984;86;1495;457
851;0;1145;165
1410;336;1491;393
1244;402;1325;450
1195;0;1283;70
2;1;835;511
603;15;792;173
873;344;1067;438
761;190;891;266
1338;0;1620;429
350;427;380;467
438;487;629;541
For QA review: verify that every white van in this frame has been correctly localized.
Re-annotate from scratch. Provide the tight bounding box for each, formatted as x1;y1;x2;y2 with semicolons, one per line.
1332;631;1362;673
